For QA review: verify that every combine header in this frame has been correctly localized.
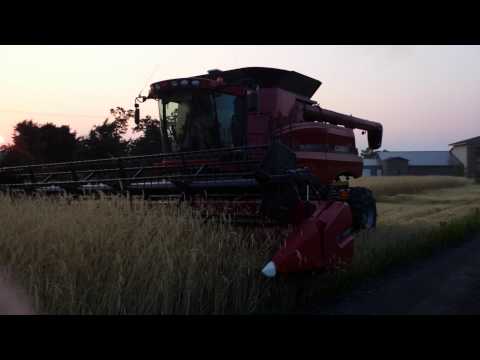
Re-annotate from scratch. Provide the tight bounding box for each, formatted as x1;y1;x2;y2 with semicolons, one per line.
0;67;382;278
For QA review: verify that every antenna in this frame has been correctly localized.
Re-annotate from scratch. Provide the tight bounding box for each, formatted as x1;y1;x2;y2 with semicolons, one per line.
138;63;161;97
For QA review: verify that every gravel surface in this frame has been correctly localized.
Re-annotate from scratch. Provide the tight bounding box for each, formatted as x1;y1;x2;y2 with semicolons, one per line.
312;234;480;315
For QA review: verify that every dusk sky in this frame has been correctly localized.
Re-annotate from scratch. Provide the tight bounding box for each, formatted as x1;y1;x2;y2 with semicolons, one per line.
0;45;479;151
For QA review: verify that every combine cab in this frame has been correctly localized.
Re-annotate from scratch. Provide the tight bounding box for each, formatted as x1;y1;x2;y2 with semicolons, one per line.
0;67;382;278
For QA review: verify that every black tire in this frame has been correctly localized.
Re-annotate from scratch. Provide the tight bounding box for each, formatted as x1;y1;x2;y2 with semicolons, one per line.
347;187;377;231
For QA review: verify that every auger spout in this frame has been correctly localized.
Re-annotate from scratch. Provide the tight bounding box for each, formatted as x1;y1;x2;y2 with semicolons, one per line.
304;105;383;150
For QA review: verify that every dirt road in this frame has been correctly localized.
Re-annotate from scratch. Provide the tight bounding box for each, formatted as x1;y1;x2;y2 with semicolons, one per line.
313;234;480;315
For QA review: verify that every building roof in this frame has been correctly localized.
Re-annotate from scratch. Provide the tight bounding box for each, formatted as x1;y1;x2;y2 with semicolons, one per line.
449;136;480;146
363;158;379;167
377;151;461;166
383;156;409;162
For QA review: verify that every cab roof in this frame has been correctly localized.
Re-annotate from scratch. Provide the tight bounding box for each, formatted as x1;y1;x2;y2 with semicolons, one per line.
197;67;322;98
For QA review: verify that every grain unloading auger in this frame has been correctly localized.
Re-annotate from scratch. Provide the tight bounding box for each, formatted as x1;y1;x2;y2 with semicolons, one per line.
0;67;382;278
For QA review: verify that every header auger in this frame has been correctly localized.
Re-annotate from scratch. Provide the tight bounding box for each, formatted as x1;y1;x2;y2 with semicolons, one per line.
0;67;382;278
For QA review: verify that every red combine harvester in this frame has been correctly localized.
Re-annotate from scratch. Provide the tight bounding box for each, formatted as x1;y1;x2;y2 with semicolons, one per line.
0;67;382;278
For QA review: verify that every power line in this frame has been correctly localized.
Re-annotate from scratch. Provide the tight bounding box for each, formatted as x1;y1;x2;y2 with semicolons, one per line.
0;109;106;119
0;64;163;120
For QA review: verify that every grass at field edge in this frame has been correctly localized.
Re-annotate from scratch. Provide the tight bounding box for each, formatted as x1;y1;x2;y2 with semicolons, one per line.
273;209;480;314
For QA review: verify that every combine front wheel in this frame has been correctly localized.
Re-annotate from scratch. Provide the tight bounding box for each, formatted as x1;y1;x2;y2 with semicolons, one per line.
348;187;377;231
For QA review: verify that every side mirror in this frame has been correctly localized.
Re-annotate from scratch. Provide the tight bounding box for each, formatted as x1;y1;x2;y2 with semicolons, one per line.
247;91;258;112
134;104;140;125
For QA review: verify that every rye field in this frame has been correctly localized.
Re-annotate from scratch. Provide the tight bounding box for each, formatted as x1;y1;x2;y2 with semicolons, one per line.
0;176;479;314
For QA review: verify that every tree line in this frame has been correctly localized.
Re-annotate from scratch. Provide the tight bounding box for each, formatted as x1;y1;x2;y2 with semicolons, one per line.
0;107;162;166
0;106;382;167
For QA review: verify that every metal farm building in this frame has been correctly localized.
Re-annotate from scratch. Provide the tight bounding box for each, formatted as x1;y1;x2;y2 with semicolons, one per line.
362;151;464;176
449;136;480;179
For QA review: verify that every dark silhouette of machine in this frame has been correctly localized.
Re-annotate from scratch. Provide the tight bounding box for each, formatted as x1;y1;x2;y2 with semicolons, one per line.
0;67;383;277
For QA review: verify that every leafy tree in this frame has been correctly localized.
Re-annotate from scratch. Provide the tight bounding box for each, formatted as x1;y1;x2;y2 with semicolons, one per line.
0;106;165;167
39;123;78;162
1;120;78;166
76;107;132;159
129;115;163;155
